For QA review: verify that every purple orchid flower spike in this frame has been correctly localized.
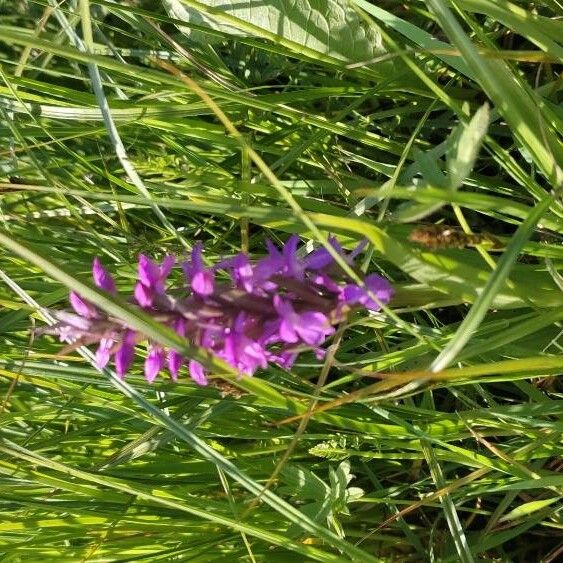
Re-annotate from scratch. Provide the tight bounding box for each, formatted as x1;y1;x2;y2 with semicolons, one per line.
273;295;334;346
183;242;214;297
342;273;394;311
135;254;175;307
48;236;394;386
92;257;116;294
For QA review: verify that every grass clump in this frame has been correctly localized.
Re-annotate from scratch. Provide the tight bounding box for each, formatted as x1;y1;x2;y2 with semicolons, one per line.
0;1;562;561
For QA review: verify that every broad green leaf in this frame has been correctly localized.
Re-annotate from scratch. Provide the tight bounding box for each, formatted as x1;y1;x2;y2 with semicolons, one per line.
352;0;474;78
164;0;386;63
280;464;331;500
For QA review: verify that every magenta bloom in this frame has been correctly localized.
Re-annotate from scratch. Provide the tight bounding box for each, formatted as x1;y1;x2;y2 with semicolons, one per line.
115;330;136;377
168;317;186;380
94;337;112;369
69;291;98;319
221;314;268;375
188;359;207;386
342;273;394;311
135;255;175;307
274;296;333;346
145;345;165;383
93;257;117;294
183;242;214;297
48;237;394;384
68;256;120;320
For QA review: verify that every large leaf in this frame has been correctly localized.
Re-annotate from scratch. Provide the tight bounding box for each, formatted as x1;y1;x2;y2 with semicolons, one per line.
163;0;385;63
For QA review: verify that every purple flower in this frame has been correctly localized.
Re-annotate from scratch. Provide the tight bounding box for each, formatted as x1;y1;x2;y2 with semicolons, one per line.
47;236;394;386
280;235;303;279
254;235;303;281
168;318;186;380
342;273;394;311
67;258;117;325
273;296;334;346
219;253;254;292
92;257;116;294
135;254;175;307
95;336;114;369
115;330;136;377
274;350;298;370
69;291;98;319
188;359;208;385
145;344;165;383
183;242;214;297
221;314;268;375
304;237;367;270
50;311;94;342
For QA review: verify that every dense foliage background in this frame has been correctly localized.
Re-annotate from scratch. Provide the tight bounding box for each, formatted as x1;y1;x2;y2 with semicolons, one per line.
0;1;562;561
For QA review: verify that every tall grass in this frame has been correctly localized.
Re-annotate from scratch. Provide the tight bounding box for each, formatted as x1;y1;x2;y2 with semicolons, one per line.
0;1;562;561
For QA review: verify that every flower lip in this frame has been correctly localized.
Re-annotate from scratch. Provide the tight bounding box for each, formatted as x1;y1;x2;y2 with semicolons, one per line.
183;242;215;296
273;295;334;346
145;345;165;383
115;330;136;377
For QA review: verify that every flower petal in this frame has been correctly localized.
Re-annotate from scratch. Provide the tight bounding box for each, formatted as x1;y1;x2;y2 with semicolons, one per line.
92;257;116;294
192;270;214;296
138;254;160;288
95;337;113;369
160;255;176;278
279;319;298;343
167;350;183;380
365;273;395;303
191;242;204;270
134;281;154;308
282;234;302;278
69;291;98;319
115;330;135;377
342;284;364;306
295;311;332;346
145;346;165;383
343;274;394;311
231;253;253;291
188;359;208;386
